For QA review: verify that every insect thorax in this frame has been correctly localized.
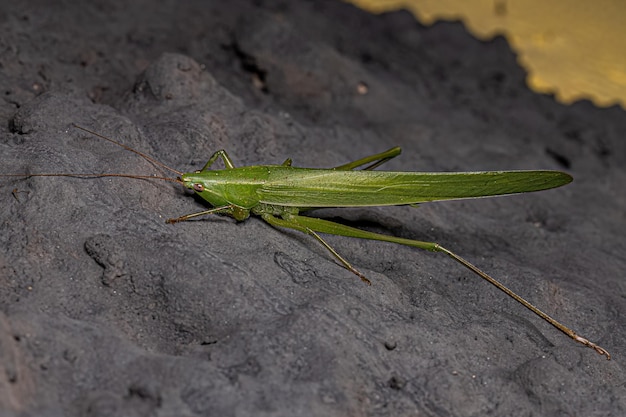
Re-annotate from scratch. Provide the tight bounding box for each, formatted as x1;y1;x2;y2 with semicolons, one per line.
251;203;300;217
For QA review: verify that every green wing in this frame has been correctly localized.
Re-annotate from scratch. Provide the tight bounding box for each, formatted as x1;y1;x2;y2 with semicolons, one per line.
257;168;572;207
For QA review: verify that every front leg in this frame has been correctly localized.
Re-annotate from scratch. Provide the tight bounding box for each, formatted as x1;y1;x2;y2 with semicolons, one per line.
200;150;236;171
166;204;235;223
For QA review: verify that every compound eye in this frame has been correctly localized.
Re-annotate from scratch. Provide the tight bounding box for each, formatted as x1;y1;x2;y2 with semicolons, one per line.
193;183;204;192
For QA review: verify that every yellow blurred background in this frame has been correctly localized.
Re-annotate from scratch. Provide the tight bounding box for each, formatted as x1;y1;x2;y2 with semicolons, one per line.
345;0;626;109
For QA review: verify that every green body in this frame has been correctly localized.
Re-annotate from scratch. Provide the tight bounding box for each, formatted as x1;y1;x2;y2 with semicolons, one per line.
182;161;572;219
170;147;609;359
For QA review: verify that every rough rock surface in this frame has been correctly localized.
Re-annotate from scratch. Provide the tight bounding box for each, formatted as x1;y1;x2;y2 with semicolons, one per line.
0;1;624;416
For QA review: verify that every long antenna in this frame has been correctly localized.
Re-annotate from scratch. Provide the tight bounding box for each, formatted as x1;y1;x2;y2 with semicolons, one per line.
72;124;183;176
0;172;181;184
1;124;184;185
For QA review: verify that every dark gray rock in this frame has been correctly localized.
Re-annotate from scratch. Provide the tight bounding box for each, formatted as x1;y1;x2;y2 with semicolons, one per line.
1;1;624;416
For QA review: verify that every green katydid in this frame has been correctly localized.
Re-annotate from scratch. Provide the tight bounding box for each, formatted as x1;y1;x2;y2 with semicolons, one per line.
2;124;610;360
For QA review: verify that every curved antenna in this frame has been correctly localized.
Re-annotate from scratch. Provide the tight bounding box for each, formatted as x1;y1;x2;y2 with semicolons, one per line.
72;124;183;176
0;173;182;184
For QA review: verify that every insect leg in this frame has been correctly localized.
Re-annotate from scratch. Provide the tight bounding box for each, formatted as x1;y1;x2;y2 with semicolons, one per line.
260;213;372;284
281;214;610;359
166;205;234;223
332;147;401;171
200;150;236;171
436;246;611;359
